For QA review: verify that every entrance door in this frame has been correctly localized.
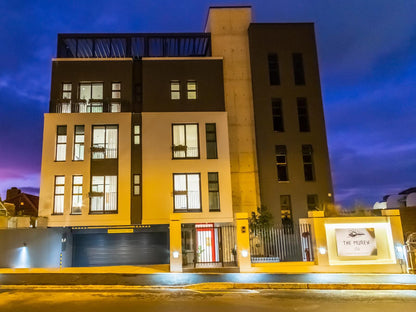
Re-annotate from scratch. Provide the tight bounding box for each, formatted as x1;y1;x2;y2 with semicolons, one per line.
196;226;216;263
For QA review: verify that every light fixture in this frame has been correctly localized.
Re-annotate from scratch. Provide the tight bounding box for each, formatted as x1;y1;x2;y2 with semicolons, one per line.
241;250;249;258
319;247;326;255
172;251;179;259
23;242;27;247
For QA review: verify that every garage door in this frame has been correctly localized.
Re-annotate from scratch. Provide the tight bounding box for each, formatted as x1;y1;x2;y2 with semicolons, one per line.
72;231;169;267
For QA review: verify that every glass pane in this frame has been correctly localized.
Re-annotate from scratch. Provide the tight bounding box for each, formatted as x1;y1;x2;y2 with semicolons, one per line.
79;84;91;100
174;195;187;209
57;126;67;135
93;127;105;145
134;125;141;134
112;91;121;99
75;134;84;143
57;135;67;143
209;192;220;211
54;195;64;214
170;82;180;91
55;176;65;185
112;83;121;90
134;135;140;145
74;144;84;161
187;81;196;90
111;103;121;112
92;83;103;99
171;91;180;100
134;175;140;184
186;124;198;157
133;185;140;195
174;174;186;191
187;174;200;209
55;185;65;194
63;83;72;91
91;196;103;211
56;145;66;161
75;125;84;135
187;91;196;99
73;176;83;185
106;127;118;158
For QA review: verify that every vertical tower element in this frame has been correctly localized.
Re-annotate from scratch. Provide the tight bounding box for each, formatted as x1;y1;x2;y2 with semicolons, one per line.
206;7;260;214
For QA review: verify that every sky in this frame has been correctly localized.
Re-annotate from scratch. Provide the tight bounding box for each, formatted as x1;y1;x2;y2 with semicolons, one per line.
0;0;415;208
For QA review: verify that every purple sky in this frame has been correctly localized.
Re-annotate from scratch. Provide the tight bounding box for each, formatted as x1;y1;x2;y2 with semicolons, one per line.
0;0;415;208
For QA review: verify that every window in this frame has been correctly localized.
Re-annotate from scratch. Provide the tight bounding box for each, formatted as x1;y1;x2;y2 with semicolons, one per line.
71;176;83;214
307;194;319;211
73;125;84;161
90;176;117;213
61;83;72;113
173;173;201;211
292;53;305;85
275;145;288;181
297;98;310;132
133;174;141;195
208;172;220;211
268;53;280;85
111;82;121;112
172;124;199;158
280;195;293;228
205;123;217;159
54;176;65;214
92;125;118;159
133;125;141;145
79;82;103;112
302;145;315;181
56;126;67;161
272;98;284;132
187;81;197;99
170;81;180;100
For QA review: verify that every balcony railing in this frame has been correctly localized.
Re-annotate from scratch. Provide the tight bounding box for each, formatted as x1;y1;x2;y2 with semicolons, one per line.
54;100;124;113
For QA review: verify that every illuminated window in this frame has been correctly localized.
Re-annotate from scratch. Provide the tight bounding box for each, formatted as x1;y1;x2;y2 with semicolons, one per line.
111;82;121;112
133;125;141;145
172;124;199;158
56;125;67;161
208;172;220;211
133;174;141;195
292;53;305;85
307;194;319;211
275;145;288;181
73;125;84;161
90;176;117;213
187;81;197;99
268;53;280;85
280;195;293;229
71;175;83;214
173;173;201;211
205;123;217;159
79;82;103;113
54;176;65;214
170;81;180;100
302;145;315;181
60;83;72;113
92;125;118;159
297;98;310;132
272;98;284;132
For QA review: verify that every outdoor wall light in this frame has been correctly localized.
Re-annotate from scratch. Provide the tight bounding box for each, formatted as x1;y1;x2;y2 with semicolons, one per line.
241;250;249;258
319;247;327;255
23;242;27;247
172;251;180;259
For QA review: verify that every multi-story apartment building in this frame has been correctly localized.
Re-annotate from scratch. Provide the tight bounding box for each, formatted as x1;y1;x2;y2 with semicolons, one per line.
38;6;333;266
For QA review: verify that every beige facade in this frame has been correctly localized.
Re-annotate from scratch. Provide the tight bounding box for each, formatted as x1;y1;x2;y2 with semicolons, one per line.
141;112;233;224
39;113;132;227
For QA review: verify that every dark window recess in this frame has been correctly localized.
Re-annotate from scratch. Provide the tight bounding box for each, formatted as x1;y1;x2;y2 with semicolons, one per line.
292;53;305;85
268;53;280;85
297;98;310;132
280;195;293;231
275;145;288;182
208;172;220;211
307;194;319;211
206;123;218;159
302;144;315;181
272;98;284;132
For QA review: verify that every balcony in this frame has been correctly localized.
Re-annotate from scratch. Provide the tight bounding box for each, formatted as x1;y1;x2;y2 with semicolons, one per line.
54;99;122;113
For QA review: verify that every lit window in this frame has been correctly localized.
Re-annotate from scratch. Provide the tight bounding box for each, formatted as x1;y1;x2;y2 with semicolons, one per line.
173;173;201;211
92;125;118;159
133;174;141;195
302;145;315;181
280;195;293;228
206;123;217;159
297;98;310;132
187;81;197;99
73;125;84;161
111;82;121;112
208;172;220;211
54;176;65;214
170;81;180;100
72;176;83;214
133;125;141;145
60;83;72;113
272;98;284;132
172;124;199;158
62;83;72;99
56;126;67;161
90;176;117;213
79;82;103;113
275;145;288;181
307;194;319;211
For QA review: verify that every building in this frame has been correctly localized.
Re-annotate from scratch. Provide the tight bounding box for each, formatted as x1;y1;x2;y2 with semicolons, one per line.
38;6;333;267
5;187;39;217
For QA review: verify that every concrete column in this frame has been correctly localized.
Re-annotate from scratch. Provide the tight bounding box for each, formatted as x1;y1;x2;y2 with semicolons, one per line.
169;214;182;272
307;210;329;266
235;212;251;272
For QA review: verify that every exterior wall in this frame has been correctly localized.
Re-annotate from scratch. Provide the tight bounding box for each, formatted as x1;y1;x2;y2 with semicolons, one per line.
141;112;233;224
398;207;416;240
206;7;260;214
248;23;333;223
39;113;132;227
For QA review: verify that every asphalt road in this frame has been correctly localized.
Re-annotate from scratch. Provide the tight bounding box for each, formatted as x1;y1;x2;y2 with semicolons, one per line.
1;288;416;312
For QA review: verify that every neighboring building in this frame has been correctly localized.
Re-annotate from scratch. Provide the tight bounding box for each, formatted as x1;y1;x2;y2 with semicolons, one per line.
38;6;333;266
5;187;39;217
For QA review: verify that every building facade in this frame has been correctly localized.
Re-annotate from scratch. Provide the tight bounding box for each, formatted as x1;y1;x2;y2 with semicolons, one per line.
38;6;333;266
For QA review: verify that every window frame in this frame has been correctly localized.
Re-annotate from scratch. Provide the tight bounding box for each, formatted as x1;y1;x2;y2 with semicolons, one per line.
280;195;293;229
78;82;104;113
91;125;119;159
172;123;200;159
187;80;197;100
60;83;72;113
56;125;67;162
268;53;280;85
170;80;180;100
292;53;305;85
205;123;218;159
302;144;315;181
53;175;65;215
272;98;284;132
208;172;220;212
133;125;141;145
73;125;85;161
89;175;118;214
133;174;141;196
71;175;83;214
307;194;319;211
297;97;310;132
275;145;289;182
173;173;201;212
111;82;121;112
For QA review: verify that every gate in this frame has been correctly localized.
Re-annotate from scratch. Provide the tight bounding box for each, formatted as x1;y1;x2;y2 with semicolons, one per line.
250;223;313;263
182;223;237;268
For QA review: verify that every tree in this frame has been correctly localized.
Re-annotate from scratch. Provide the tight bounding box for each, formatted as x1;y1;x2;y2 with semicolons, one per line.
249;205;273;230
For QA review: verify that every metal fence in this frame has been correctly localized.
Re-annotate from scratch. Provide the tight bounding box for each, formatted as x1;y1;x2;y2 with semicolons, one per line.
250;223;313;263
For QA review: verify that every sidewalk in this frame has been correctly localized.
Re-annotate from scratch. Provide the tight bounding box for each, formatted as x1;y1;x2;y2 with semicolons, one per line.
1;265;416;290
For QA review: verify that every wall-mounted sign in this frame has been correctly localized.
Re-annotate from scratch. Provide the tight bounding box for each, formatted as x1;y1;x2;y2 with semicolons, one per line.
335;228;377;257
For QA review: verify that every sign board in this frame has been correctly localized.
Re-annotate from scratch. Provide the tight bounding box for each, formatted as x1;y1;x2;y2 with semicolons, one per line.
335;228;377;257
107;228;134;234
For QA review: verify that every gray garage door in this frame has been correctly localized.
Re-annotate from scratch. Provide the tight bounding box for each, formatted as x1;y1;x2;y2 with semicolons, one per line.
72;231;169;267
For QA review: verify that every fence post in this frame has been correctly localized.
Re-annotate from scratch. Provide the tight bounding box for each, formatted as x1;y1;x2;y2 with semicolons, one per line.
235;213;252;272
169;214;182;272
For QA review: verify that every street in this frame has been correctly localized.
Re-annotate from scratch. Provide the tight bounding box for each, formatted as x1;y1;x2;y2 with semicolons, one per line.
0;288;416;311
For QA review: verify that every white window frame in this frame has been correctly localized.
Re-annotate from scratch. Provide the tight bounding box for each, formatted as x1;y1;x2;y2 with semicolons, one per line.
53;176;65;214
173;173;201;211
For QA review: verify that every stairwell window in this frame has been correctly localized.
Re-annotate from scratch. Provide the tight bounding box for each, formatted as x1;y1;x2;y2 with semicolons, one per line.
187;81;197;99
90;176;117;213
71;175;83;214
173;173;201;211
56;125;67;161
73;125;84;161
172;124;199;159
53;176;65;214
275;145;288;182
170;81;180;100
92;125;118;159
